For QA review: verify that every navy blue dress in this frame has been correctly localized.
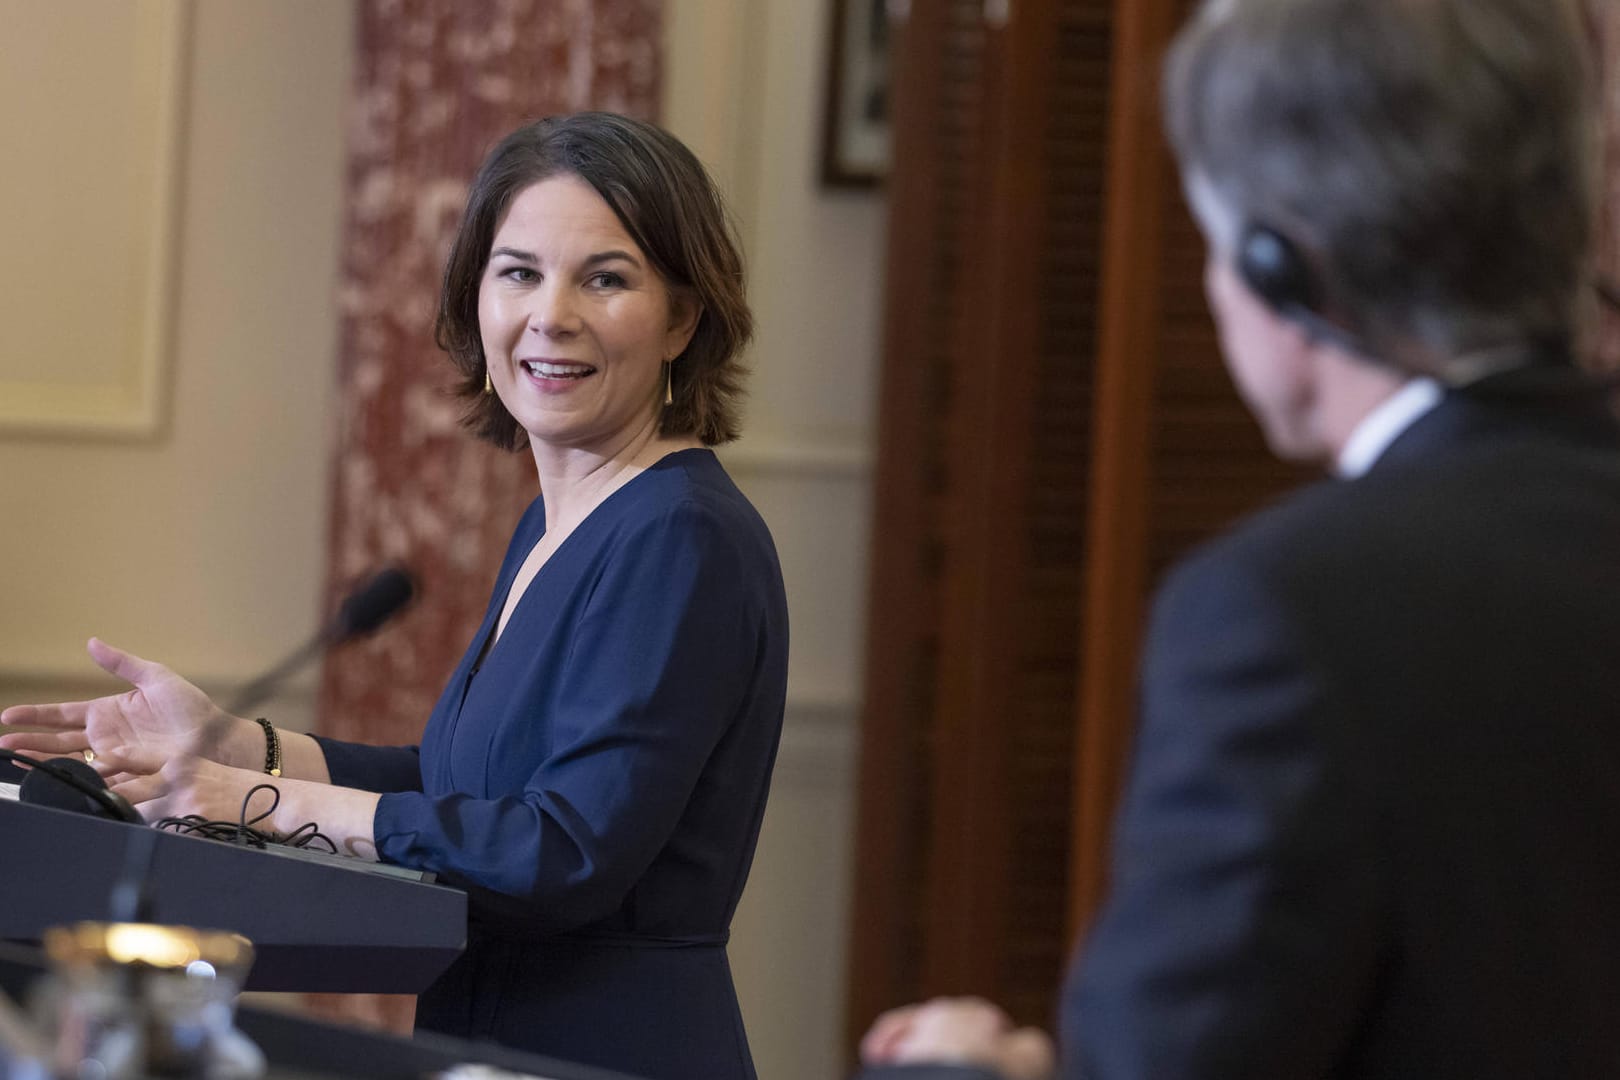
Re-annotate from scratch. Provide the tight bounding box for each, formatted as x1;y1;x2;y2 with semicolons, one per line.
316;449;789;1080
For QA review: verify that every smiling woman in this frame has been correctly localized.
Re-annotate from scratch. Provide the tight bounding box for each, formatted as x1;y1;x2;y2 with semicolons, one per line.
0;113;787;1080
437;113;753;452
475;175;698;464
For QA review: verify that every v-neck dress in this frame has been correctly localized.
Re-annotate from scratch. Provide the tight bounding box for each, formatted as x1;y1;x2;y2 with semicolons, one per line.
314;449;789;1080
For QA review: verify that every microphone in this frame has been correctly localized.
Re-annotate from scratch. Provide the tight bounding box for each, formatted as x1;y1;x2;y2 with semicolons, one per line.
331;565;416;640
2;751;142;825
224;566;416;716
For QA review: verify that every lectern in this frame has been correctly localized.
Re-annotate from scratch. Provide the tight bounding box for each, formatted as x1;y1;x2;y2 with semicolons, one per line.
0;798;465;993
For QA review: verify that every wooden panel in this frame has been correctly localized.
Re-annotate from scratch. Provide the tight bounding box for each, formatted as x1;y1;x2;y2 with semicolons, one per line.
847;0;1120;1043
989;0;1115;1025
1066;0;1182;941
1068;0;1313;942
921;0;1017;995
845;0;990;1048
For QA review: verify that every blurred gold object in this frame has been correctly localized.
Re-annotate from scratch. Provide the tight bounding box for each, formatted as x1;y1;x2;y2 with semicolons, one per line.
35;924;264;1079
44;923;252;975
82;749;94;764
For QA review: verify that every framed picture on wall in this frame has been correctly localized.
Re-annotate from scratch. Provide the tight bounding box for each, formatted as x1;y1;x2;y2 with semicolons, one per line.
822;0;893;186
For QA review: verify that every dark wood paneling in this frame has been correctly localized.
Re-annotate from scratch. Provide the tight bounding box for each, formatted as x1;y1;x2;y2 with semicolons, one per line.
847;0;1119;1041
845;0;991;1049
847;0;1313;1058
1067;0;1312;941
1065;0;1182;940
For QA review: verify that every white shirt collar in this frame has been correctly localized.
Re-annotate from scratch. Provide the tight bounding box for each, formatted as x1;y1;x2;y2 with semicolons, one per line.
1335;377;1443;478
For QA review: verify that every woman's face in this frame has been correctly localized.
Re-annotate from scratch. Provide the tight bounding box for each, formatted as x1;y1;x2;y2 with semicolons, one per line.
478;174;696;457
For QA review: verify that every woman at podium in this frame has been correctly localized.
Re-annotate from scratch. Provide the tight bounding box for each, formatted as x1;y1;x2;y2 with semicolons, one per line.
0;113;788;1080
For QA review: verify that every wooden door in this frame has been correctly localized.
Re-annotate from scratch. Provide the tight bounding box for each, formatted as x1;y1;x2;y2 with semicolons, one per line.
842;0;1309;1050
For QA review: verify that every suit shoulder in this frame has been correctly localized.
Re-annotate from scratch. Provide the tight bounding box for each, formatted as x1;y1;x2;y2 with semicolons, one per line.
1162;479;1350;592
1153;469;1452;631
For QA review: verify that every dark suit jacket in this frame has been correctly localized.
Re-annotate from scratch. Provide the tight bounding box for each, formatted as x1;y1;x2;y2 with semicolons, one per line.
862;369;1620;1079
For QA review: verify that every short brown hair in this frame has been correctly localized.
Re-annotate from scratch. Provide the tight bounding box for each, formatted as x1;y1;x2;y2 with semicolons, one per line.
1164;0;1598;358
435;113;753;449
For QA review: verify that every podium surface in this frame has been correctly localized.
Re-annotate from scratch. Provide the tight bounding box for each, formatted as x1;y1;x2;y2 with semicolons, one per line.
0;798;465;993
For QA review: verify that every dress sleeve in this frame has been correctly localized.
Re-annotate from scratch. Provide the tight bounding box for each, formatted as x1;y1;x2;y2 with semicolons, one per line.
369;499;763;934
1064;549;1386;1078
310;737;423;793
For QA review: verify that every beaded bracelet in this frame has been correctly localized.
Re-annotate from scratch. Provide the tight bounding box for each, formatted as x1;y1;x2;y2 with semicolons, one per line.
254;718;283;777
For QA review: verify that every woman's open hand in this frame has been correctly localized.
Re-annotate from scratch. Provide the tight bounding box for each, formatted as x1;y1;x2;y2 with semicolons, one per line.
0;638;234;776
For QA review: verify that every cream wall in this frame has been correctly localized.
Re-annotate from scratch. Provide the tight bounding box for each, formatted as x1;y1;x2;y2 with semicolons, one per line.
0;1;354;730
0;1;884;1075
665;3;887;1079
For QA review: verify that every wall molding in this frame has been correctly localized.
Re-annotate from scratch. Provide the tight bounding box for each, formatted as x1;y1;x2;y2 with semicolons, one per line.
0;0;190;440
717;437;874;478
0;665;315;708
663;0;766;235
776;693;858;790
0;667;845;746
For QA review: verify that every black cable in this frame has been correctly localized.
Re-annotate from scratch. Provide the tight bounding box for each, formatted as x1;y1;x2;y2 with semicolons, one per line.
152;782;336;854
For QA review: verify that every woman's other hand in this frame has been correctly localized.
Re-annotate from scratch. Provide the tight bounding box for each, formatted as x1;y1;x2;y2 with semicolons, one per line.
110;748;264;825
0;638;241;775
110;746;381;860
860;996;1056;1080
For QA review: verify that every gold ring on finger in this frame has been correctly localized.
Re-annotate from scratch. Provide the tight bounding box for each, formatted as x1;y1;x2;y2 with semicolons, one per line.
82;748;95;764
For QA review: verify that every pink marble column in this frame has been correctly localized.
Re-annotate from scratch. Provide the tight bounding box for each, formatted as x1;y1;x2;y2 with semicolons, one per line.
309;0;661;1034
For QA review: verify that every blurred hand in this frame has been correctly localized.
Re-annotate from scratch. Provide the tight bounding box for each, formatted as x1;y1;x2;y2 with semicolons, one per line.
861;997;1056;1080
0;638;232;777
109;747;269;826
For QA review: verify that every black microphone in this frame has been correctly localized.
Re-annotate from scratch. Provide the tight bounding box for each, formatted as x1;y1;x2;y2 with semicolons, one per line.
224;566;416;716
331;566;416;639
3;751;142;825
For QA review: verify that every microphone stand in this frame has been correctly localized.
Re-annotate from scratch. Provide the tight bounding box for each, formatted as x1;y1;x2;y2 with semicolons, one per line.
222;637;325;719
222;566;416;719
106;827;158;925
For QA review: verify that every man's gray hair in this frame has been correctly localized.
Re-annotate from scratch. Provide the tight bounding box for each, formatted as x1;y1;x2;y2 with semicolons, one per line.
1164;0;1600;361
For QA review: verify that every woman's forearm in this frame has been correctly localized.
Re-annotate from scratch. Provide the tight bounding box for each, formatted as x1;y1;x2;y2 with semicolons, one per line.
218;721;332;784
277;729;333;784
260;774;380;860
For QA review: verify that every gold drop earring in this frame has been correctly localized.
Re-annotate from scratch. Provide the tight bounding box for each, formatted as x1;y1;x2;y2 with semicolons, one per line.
664;360;673;407
484;367;493;395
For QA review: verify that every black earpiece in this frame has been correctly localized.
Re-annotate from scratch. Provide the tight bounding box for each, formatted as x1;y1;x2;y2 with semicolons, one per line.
1236;222;1368;355
1237;223;1323;315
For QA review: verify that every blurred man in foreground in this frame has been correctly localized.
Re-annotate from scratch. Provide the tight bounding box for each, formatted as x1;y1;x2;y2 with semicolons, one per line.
860;0;1620;1075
